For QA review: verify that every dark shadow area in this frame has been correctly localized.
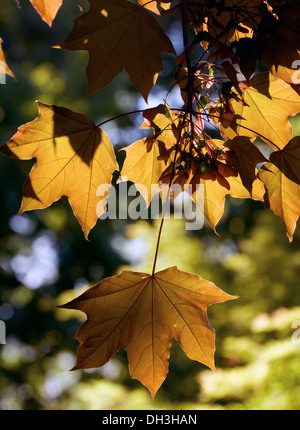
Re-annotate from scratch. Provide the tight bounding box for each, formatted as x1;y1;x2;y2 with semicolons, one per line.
21;176;42;204
249;71;272;99
270;136;300;185
52;103;101;165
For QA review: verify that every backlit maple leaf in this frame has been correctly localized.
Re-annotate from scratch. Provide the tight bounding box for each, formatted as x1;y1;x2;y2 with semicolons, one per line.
188;172;264;233
119;106;178;205
60;0;175;100
60;266;236;397
218;72;300;150
120;137;169;206
0;102;118;239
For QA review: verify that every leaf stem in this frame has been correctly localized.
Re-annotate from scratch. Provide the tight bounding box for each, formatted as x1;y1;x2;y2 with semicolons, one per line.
151;192;168;277
151;115;187;276
96;109;145;128
180;0;195;143
152;0;192;276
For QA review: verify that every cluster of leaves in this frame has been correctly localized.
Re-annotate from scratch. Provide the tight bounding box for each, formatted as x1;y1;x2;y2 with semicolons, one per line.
1;0;300;397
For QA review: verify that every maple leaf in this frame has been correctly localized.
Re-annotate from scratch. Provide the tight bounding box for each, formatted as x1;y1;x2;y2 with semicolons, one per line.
60;266;236;397
119;137;169;206
258;137;300;241
140;105;178;149
189;173;264;233
0;102;118;239
30;0;63;26
60;0;175;100
119;106;179;204
218;72;300;150
0;38;15;79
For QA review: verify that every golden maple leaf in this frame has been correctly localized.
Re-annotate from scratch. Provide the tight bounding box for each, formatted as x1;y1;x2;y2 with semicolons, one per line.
218;72;300;150
0;102;118;239
60;266;236;397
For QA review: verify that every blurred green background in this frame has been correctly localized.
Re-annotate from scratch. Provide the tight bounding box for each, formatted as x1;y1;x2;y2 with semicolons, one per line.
1;0;300;410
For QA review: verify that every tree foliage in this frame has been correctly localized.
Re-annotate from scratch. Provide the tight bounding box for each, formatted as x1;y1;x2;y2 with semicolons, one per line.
1;0;300;398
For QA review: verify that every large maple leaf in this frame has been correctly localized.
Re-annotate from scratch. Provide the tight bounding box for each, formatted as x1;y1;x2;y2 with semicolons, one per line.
0;102;118;239
258;137;300;241
219;72;300;150
60;0;175;100
60;266;236;397
30;0;63;26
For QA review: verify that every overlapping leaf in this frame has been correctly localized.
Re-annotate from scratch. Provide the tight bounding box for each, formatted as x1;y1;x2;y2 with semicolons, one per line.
188;172;264;233
0;102;118;239
218;72;300;150
158;136;265;232
225;136;267;194
60;266;236;397
121;119;265;232
30;0;63;26
120;138;169;206
191;0;264;43
258;137;300;241
119;107;178;205
214;0;264;38
60;0;175;99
